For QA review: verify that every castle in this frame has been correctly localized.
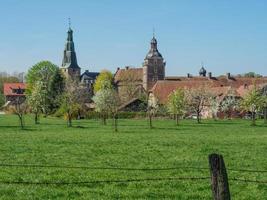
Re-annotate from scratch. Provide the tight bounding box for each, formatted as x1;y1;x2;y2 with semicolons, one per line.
59;26;267;115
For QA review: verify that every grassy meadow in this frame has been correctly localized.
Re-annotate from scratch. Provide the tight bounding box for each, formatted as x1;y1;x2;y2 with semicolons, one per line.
0;114;266;199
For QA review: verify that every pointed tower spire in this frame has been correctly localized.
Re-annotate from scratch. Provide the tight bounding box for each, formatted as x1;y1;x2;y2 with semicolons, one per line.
61;20;81;81
62;20;79;69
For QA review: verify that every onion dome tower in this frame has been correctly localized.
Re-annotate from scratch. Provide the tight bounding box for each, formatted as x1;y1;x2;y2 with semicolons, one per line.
143;34;166;91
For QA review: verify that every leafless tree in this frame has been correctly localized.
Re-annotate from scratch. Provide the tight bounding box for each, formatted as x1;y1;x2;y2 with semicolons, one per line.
9;97;27;129
186;85;212;123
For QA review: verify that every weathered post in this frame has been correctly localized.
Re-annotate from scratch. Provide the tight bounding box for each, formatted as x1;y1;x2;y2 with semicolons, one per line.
209;154;231;200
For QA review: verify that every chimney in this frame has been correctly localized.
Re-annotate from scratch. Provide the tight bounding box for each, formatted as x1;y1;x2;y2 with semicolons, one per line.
125;66;129;70
117;67;120;71
208;72;212;79
226;72;231;79
187;73;191;78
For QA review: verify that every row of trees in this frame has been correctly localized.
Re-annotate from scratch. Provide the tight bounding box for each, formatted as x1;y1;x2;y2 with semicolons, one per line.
166;85;267;126
7;61;267;129
13;62;120;130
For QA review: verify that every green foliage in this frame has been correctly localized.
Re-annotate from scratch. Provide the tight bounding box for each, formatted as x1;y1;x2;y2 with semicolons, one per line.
26;61;64;115
166;89;186;116
0;116;267;199
26;61;58;93
93;70;113;93
0;92;5;107
48;68;65;112
241;85;265;125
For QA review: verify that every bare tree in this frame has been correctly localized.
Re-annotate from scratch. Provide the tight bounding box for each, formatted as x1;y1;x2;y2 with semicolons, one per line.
9;97;27;129
186;86;212;123
59;80;87;127
147;93;159;128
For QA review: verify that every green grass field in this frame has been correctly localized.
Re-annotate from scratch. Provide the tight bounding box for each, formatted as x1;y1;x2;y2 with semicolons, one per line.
0;115;266;199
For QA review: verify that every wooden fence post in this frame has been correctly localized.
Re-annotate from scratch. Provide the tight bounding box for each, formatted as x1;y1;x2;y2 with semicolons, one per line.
209;153;231;200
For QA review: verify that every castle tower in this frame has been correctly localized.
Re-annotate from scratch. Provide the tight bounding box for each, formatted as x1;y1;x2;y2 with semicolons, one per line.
61;26;81;82
143;36;165;90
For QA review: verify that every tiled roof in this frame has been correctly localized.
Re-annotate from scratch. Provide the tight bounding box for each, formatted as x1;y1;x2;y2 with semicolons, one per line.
4;83;26;96
151;77;267;104
114;67;143;83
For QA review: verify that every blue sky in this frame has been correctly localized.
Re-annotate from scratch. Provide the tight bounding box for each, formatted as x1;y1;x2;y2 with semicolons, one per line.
0;0;267;76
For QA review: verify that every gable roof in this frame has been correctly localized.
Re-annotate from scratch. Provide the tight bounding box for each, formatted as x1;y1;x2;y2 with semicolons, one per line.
114;67;143;83
151;77;267;104
4;83;26;96
80;70;99;80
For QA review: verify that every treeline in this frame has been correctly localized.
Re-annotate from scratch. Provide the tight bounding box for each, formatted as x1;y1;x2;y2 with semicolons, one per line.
3;61;267;130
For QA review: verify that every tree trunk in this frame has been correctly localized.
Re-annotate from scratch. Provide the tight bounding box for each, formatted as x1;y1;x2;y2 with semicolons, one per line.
176;114;179;126
67;113;72;127
149;114;152;129
18;114;24;129
197;112;201;123
114;114;118;132
264;107;267;124
103;114;107;125
251;112;256;126
34;112;39;124
227;110;231;120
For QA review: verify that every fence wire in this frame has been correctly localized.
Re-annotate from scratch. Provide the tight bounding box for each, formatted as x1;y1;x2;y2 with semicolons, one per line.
0;163;267;174
0;163;267;187
0;163;209;171
0;176;210;186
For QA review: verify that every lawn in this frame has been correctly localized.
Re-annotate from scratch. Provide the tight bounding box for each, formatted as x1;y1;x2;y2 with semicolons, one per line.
0;115;266;199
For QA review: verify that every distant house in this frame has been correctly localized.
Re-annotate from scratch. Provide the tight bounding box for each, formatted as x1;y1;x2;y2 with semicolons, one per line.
118;98;147;112
148;75;267;118
80;70;99;89
3;83;26;106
